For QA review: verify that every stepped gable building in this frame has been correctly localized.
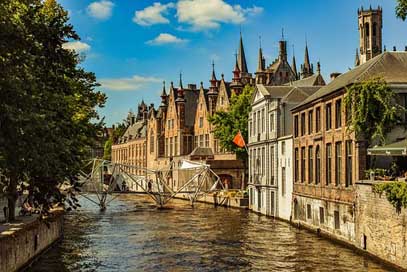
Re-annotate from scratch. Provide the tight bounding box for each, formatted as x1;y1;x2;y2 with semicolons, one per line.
291;51;407;244
111;102;148;175
355;6;382;66
145;35;252;190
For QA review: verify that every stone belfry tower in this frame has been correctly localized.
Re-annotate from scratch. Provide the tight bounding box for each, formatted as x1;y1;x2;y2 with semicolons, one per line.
358;6;382;65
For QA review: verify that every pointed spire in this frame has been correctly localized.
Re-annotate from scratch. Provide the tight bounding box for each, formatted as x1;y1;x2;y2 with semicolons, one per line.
237;31;248;73
257;36;264;72
355;48;360;67
211;60;217;81
304;43;310;70
301;40;313;78
179;72;183;89
161;81;167;97
209;61;218;95
292;45;298;79
317;61;321;74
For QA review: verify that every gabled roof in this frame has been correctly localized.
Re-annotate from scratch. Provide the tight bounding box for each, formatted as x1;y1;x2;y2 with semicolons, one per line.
285;73;326;87
293;52;407;111
255;84;321;104
120;120;147;142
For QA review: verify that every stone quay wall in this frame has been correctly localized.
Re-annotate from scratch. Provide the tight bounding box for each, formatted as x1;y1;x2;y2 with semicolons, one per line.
0;211;64;272
355;181;407;270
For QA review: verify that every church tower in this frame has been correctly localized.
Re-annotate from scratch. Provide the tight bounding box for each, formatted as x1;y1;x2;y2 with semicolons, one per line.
358;6;382;64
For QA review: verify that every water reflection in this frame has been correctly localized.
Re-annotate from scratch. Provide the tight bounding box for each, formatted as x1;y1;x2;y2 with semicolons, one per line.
29;194;390;272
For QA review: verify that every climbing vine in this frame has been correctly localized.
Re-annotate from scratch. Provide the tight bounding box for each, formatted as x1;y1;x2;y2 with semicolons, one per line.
344;77;404;146
373;182;407;213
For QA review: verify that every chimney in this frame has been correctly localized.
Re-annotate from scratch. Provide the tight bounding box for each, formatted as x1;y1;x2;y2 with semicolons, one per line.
187;84;197;90
393;46;397;51
131;116;135;125
405;46;407;52
330;72;341;81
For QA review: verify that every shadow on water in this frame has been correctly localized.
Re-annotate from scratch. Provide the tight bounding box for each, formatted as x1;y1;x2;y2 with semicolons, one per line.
28;194;392;272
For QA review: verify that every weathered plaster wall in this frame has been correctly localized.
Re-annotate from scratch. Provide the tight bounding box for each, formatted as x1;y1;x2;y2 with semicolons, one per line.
355;182;407;270
0;212;63;272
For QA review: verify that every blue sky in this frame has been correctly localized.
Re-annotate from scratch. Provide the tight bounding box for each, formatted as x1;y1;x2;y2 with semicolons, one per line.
59;0;407;126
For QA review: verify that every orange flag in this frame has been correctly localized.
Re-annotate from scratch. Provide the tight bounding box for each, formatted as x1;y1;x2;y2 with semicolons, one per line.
233;131;246;148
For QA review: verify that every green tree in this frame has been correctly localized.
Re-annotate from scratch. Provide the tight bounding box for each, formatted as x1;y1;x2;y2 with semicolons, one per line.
0;0;106;220
208;85;254;159
396;0;407;21
344;77;403;147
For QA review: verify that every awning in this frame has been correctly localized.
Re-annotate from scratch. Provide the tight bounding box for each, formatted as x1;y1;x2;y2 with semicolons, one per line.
367;139;407;156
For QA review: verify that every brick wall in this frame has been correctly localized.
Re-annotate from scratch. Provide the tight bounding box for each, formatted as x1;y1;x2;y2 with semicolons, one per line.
355;181;407;270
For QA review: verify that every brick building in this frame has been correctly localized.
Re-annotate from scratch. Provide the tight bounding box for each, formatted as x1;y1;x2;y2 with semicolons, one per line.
111;102;148;176
291;51;407;243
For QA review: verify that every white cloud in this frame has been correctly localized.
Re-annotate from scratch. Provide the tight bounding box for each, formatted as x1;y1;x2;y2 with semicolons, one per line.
62;41;91;53
176;0;263;31
87;1;114;20
133;2;175;26
99;75;162;91
146;33;188;45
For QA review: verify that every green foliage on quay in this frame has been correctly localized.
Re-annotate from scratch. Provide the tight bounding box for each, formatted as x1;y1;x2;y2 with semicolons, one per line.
208;85;254;160
0;0;106;220
373;182;407;213
344;77;404;146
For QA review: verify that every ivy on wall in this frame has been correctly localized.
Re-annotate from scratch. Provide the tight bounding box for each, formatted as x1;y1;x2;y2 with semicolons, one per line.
373;182;407;213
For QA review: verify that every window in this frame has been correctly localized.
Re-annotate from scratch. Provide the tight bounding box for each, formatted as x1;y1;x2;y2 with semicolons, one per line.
170;137;173;156
334;210;340;229
257;111;261;135
261;109;265;133
199;135;204;147
308;110;313;134
373;22;377;36
345;102;352;125
326;103;332;130
205;134;209;147
326;143;332;185
281;141;286;155
294;148;299;182
316;146;321;184
307;204;312;219
301;113;306;136
194;136;198;148
270;113;274;132
308;146;313;183
270;146;274;185
319;207;325;224
282;167;286;196
346;141;353;187
174;136;178;156
294;115;299;137
262;147;266;179
253;112;257;134
150;130;154;153
220;97;224;105
165;138;168;157
301;147;306;183
316;107;321;132
335;142;342;186
335;99;342;128
249;121;252;137
199;117;203;128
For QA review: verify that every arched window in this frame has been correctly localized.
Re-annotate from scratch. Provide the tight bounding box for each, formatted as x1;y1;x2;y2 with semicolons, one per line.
364;22;370;36
315;146;321;184
373;22;377;36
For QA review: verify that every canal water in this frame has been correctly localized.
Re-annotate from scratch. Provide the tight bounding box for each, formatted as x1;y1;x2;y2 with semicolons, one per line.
29;194;391;272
